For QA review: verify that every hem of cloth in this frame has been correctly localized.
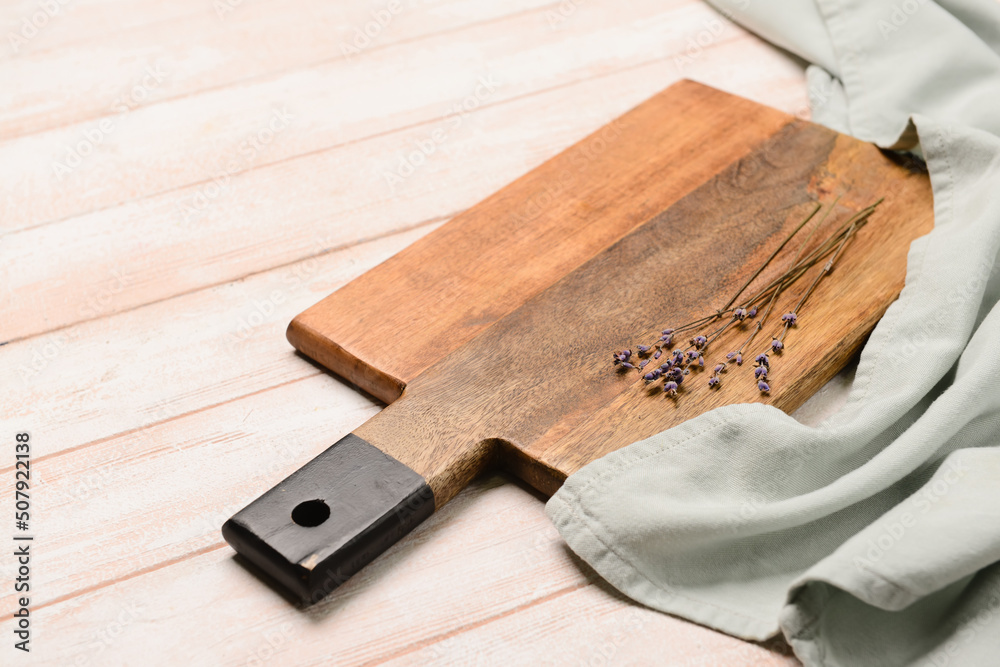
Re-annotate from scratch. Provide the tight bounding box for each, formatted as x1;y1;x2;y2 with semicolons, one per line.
780;581;833;667
545;490;781;642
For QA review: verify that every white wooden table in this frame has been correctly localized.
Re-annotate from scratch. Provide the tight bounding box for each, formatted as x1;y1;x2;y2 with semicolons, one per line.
0;0;848;663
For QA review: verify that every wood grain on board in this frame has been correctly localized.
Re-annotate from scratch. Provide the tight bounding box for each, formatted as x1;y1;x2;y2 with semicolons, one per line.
352;105;934;501
238;81;933;602
288;80;794;403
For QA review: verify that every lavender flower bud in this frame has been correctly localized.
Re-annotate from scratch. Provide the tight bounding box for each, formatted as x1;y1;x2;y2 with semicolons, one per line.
733;308;747;321
613;350;632;364
687;350;699;361
660;334;673;344
693;335;707;348
644;369;662;382
748;307;758;317
637;345;650;354
781;312;798;325
653;349;662;360
708;376;720;387
663;381;678;396
754;366;767;379
755;353;769;367
726;352;735;359
662;329;674;335
735;353;743;366
771;339;784;352
639;360;649;369
621;362;634;369
713;364;726;374
758;380;770;393
697;354;705;367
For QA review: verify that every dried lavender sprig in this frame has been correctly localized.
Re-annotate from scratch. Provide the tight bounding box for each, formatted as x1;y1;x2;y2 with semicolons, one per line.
727;202;829;357
618;198;879;397
772;202;878;279
638;203;830;351
724;199;880;376
721;201;822;312
644;213;863;370
732;203;878;314
775;219;861;345
754;211;869;392
767;202;879;345
686;210;870;364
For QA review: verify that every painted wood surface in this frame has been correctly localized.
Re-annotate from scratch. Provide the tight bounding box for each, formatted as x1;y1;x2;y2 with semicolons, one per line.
0;0;858;663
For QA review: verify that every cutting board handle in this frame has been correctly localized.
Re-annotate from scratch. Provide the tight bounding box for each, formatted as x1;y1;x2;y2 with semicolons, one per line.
222;434;434;604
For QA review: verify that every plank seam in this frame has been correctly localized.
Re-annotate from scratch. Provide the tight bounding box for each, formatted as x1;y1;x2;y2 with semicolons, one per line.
4;29;750;240
1;1;563;143
1;214;452;348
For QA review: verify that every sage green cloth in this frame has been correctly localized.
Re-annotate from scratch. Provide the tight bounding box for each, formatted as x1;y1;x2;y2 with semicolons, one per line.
546;1;1000;664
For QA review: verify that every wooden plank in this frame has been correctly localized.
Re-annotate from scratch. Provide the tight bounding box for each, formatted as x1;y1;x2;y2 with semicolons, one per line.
0;0;221;57
0;39;806;343
0;0;699;235
0;472;794;665
0;0;553;138
381;584;799;666
0;223;438;460
288;80;793;403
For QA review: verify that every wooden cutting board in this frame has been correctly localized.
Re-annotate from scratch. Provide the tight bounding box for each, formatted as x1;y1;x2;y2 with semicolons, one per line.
223;80;933;604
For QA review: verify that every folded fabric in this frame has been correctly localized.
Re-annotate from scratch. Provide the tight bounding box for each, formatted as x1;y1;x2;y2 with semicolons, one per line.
547;1;1000;664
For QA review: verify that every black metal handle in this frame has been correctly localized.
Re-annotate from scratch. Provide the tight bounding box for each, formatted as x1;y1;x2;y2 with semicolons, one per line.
222;434;434;604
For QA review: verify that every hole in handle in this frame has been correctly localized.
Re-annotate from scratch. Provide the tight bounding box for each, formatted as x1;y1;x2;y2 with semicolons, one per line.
291;499;330;527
